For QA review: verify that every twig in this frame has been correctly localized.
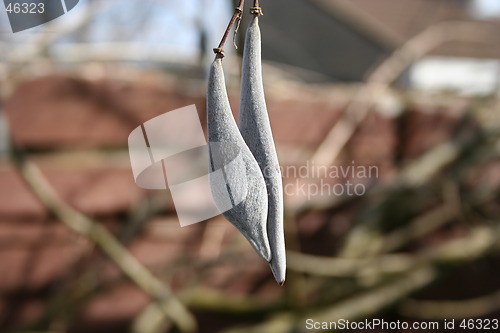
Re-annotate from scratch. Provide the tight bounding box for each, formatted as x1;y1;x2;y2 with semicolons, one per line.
180;287;284;315
133;286;285;332
288;226;499;279
10;149;197;333
220;267;436;333
131;303;173;333
399;288;500;319
285;129;495;216
214;0;245;58
219;225;500;333
379;203;457;253
340;129;500;258
33;43;201;65
287;251;413;277
304;267;435;328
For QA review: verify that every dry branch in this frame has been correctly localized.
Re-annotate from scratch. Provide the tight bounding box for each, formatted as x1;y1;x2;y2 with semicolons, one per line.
311;21;498;168
219;224;500;333
340;129;500;258
10;150;197;333
288;225;499;277
400;289;500;319
220;267;436;333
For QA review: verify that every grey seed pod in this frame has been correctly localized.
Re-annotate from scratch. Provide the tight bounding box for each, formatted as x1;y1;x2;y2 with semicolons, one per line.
207;59;271;262
239;17;286;284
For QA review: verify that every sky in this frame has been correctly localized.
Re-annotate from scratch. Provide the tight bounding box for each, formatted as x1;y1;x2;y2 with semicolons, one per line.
471;0;500;18
0;0;232;65
2;0;500;61
1;0;500;82
84;0;231;50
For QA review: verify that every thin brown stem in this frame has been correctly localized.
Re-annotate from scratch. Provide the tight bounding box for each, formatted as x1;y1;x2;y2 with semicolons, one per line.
214;0;245;58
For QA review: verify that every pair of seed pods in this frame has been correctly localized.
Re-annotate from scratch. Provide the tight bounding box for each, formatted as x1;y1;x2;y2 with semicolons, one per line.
207;15;285;285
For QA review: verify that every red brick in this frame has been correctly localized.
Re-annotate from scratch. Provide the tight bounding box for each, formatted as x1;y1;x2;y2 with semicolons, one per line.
5;76;206;149
79;283;149;321
0;163;145;218
0;220;75;249
0;246;80;292
402;107;466;159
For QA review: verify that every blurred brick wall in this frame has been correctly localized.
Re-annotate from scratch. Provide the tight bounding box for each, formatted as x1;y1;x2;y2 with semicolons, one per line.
0;74;471;332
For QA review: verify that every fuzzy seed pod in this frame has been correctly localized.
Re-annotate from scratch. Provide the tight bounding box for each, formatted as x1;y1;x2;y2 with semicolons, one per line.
207;58;271;262
239;16;286;284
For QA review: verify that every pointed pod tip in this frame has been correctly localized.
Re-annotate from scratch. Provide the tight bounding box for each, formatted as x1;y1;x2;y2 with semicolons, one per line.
269;261;285;286
269;259;286;286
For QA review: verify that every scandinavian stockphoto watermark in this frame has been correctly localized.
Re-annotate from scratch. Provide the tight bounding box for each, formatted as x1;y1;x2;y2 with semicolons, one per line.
279;160;379;200
128;105;377;227
3;0;80;32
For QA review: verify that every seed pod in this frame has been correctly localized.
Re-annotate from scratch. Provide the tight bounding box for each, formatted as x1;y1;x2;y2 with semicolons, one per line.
239;16;286;284
207;58;271;262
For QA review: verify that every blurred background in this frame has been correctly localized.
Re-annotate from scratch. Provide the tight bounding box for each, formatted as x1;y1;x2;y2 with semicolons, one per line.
1;0;500;332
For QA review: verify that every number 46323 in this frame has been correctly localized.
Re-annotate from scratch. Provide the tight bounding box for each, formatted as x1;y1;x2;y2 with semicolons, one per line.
6;2;45;14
